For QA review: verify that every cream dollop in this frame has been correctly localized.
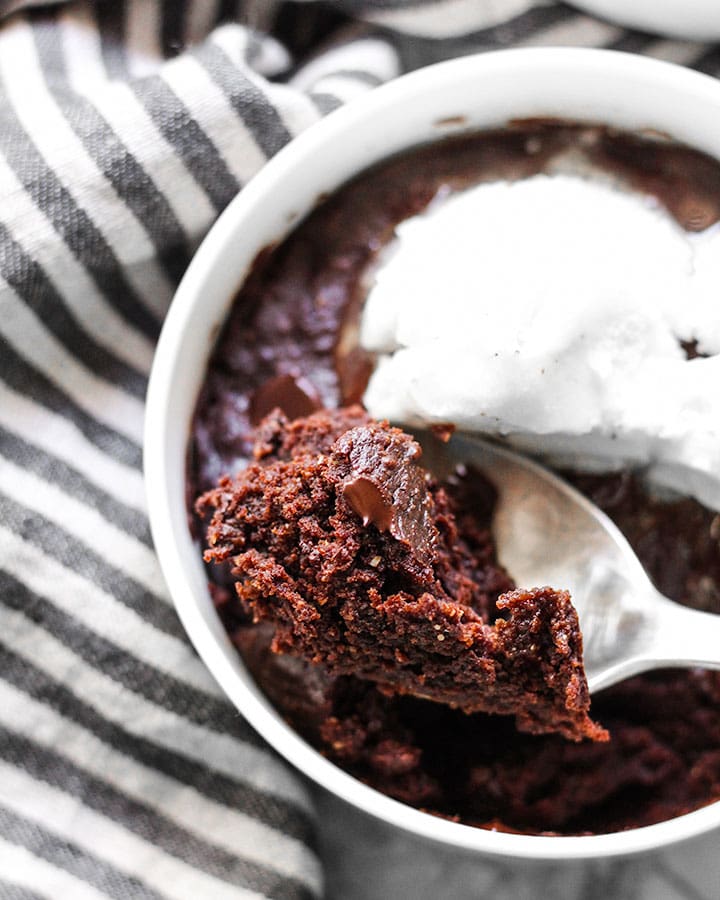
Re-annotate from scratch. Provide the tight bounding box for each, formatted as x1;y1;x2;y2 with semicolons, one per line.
360;174;720;508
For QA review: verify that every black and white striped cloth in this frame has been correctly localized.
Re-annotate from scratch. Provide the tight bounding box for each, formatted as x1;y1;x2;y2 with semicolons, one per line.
1;2;719;899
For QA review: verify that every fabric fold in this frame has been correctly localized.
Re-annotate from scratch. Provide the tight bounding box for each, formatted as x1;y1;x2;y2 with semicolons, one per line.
0;2;717;898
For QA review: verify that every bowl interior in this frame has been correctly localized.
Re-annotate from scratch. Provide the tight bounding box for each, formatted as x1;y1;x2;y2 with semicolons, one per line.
145;48;720;859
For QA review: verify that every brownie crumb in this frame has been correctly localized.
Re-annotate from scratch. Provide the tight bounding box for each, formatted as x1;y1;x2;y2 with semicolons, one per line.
198;408;605;743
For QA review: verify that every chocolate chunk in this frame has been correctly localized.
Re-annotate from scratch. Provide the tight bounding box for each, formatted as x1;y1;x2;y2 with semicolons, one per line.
342;476;393;531
248;373;321;425
334;425;437;567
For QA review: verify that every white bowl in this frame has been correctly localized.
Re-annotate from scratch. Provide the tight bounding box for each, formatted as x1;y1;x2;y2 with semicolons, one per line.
145;47;720;860
570;0;720;41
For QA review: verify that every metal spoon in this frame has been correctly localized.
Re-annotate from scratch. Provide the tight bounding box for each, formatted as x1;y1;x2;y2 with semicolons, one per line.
425;432;720;693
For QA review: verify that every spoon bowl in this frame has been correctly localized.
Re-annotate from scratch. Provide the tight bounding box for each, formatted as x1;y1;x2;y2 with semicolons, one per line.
428;433;720;692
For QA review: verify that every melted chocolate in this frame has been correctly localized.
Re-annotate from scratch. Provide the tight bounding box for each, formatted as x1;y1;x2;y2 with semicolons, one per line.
336;424;436;565
248;373;321;425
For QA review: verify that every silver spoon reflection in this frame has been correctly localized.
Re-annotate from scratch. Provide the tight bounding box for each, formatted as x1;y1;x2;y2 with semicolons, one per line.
424;434;720;693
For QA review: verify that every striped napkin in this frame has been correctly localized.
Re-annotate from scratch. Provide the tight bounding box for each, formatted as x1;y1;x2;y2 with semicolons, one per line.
1;2;719;899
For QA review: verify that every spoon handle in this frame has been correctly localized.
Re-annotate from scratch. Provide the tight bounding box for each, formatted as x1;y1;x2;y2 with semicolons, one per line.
588;593;720;693
649;595;720;673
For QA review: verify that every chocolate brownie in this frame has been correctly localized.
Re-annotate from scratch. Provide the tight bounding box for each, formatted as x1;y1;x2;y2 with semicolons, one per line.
190;121;720;834
199;407;606;742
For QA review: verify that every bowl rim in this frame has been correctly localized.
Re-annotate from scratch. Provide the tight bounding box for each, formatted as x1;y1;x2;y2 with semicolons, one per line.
569;0;720;42
145;46;720;860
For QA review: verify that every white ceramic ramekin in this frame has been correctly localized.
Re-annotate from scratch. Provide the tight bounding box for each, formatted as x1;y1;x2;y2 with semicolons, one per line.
570;0;720;41
145;48;720;860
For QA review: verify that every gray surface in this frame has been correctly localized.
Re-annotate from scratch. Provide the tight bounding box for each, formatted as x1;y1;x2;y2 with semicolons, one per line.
314;788;720;900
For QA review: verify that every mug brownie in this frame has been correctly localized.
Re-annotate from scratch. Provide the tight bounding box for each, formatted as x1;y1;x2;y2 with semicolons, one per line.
198;406;606;743
189;121;720;835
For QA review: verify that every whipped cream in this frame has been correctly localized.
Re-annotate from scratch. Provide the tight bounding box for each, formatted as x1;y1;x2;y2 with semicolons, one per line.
360;174;720;509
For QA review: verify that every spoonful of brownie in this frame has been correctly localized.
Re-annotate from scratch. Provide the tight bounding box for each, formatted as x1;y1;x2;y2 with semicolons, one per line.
199;405;718;748
431;434;720;693
199;406;608;743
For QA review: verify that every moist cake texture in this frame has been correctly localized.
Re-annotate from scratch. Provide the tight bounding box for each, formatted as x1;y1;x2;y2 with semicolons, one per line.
199;407;606;742
190;121;720;834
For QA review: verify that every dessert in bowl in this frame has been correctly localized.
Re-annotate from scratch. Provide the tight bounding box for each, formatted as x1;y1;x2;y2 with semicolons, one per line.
145;48;720;857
